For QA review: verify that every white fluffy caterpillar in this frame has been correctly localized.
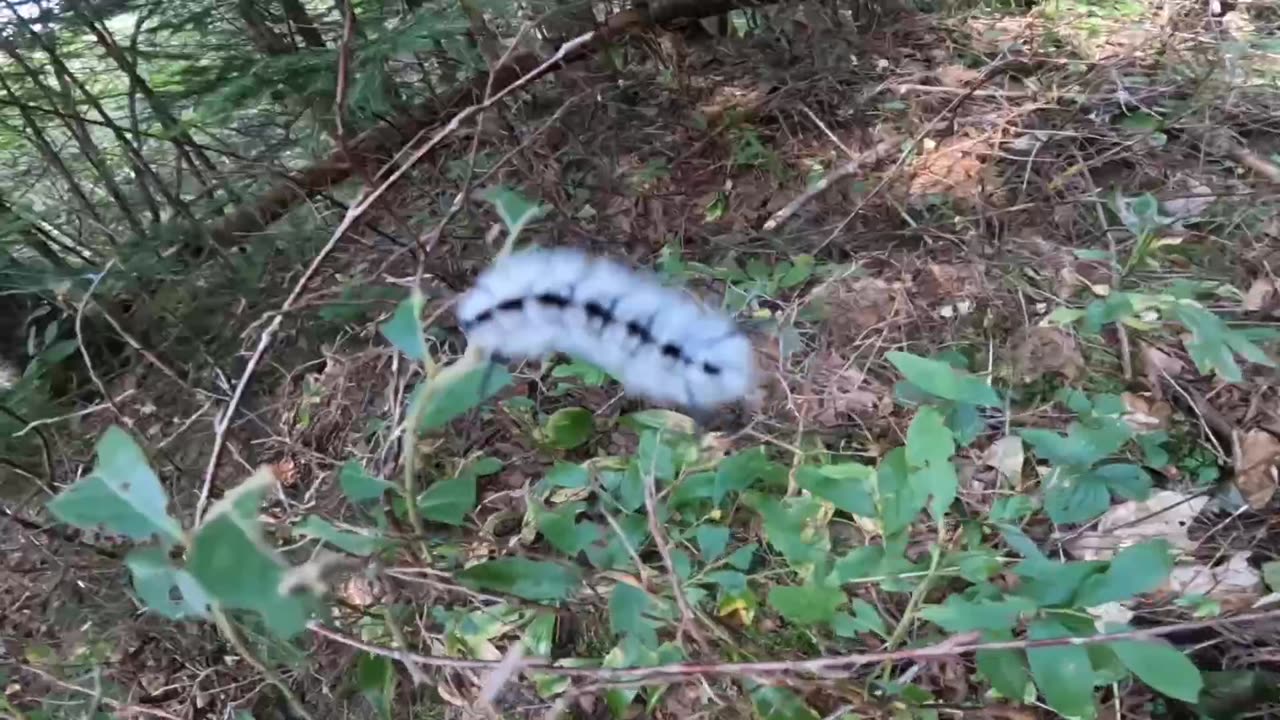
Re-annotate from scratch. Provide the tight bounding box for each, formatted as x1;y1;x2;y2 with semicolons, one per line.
457;247;756;410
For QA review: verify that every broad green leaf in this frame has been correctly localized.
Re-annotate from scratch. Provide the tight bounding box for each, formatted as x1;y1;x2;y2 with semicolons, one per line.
543;407;593;449
727;543;756;570
294;516;385;556
977;630;1030;700
187;470;315;638
832;598;887;637
356;653;395;720
537;501;601;555
456;558;582;602
875;447;925;536
1027;619;1095;718
695;524;731;562
886;351;1001;407
1042;466;1113;525
481;186;547;239
768;583;845;625
415;364;512;431
379;290;427;362
1090;463;1152;500
920;594;1037;632
794;463;876;517
906;406;958;521
339;460;396;503
748;494;830;573
417;474;477;526
1019;419;1132;468
1264;560;1280;592
622;409;697;435
1111;640;1203;702
546;462;589;488
609;582;656;646
713;446;774;505
47;426;182;546
523;612;570;698
1016;560;1107;607
751;686;820;720
125;547;211;620
778;254;815;288
1075;539;1173;607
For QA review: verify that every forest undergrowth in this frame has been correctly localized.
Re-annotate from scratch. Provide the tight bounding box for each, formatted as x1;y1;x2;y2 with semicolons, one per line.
3;0;1280;719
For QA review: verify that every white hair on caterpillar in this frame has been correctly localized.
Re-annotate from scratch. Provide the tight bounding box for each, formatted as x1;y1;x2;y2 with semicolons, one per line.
457;246;756;410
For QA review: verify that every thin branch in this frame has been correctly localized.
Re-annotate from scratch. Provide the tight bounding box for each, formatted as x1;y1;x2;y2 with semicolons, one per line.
309;607;1280;683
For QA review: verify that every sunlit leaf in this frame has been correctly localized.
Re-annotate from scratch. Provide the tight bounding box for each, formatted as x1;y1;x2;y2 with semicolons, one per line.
1075;539;1173;607
480;186;546;239
768;583;845;625
295;515;386;556
906;405;958;521
920;594;1037;632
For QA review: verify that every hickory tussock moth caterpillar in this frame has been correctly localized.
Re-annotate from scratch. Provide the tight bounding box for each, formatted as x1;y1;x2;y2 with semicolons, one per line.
457;247;756;410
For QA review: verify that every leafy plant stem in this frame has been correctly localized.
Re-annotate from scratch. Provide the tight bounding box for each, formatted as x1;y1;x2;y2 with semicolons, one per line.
877;525;949;682
213;605;316;720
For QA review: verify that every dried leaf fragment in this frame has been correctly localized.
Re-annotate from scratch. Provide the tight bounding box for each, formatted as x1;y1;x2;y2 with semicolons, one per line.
1065;490;1208;561
1009;326;1085;383
1234;429;1280;509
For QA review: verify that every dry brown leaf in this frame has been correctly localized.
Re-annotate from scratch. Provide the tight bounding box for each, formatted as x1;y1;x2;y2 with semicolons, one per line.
1167;551;1263;598
1008;326;1085;383
800;351;882;428
1121;392;1172;432
1244;277;1278;313
1064;490;1208;561
824;276;904;343
1140;344;1187;398
981;436;1026;487
1234;429;1280;509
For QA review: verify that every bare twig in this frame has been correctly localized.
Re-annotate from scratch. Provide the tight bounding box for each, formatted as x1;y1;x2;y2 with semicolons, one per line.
75;260;129;428
309;607;1280;683
763;138;898;232
333;0;355;148
14;390;137;436
15;664;181;719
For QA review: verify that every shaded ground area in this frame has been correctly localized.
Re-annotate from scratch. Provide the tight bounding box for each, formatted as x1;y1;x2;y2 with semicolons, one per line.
5;2;1280;718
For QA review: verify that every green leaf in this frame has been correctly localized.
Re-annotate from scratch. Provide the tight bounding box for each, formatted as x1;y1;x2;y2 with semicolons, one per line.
125;547;211;620
456;558;582;602
886;351;1001;407
537;501;601;555
543;407;593;449
415;363;512;432
1016;560;1107;607
481;186;547;239
695;524;731;562
768;583;846;625
832;598;887;637
1075;539;1173;607
875;448;925;536
609;582;656;645
906;406;958;521
417;474;477;526
46;426;182;546
294;516;385;556
920;594;1037;632
1026;619;1096;718
187;470;315;638
622;409;697;435
749;494;830;573
356;653;395;720
546;462;589;488
1110;640;1203;702
777;254;815;288
1264;561;1280;592
751;686;820;720
1019;419;1132;468
1042;466;1113;525
713;446;773;505
379;290;427;362
977;630;1030;700
794;463;876;517
339;460;396;503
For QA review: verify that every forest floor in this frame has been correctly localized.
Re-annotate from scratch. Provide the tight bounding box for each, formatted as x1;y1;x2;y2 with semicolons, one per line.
6;2;1280;719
